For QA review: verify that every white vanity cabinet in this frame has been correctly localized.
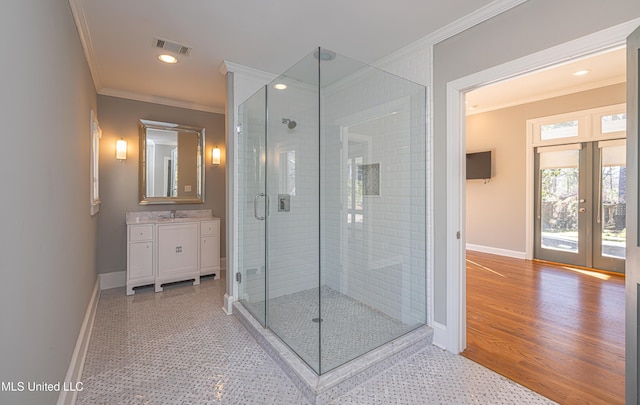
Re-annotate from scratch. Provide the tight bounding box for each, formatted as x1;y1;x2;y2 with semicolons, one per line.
200;219;220;278
156;222;200;292
126;211;220;295
126;224;154;295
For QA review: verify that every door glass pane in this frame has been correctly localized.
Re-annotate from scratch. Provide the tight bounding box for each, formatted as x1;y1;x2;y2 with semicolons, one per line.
265;50;321;373
600;144;626;259
539;149;580;253
237;86;267;327
540;120;579;141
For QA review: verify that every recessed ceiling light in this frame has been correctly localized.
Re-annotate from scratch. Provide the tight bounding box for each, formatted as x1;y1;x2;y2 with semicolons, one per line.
274;83;287;90
158;54;177;64
573;69;590;76
469;105;479;111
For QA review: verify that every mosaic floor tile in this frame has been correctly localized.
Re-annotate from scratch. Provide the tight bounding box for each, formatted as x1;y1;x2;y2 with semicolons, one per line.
248;286;418;373
78;274;556;404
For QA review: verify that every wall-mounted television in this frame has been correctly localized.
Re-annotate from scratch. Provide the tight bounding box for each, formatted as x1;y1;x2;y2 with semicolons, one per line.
466;151;492;180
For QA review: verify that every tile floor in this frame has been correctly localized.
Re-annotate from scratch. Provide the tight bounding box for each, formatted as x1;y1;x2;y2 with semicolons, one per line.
247;285;417;373
78;274;556;404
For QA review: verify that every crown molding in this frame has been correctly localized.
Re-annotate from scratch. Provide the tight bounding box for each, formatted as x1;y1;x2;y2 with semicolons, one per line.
98;88;224;114
375;0;529;67
219;61;277;83
68;0;102;91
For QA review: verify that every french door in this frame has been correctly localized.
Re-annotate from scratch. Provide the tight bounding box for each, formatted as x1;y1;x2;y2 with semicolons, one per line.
534;140;626;273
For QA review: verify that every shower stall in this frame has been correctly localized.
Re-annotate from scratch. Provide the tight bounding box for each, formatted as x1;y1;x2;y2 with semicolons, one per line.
237;47;427;375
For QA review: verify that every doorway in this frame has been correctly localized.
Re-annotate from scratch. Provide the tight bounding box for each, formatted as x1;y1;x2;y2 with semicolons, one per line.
443;23;639;355
463;73;627;403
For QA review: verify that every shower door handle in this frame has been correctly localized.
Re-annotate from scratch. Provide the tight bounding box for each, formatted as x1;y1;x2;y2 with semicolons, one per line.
254;193;266;221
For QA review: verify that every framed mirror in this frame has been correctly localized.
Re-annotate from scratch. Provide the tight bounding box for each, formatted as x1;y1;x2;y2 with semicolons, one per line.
138;119;205;205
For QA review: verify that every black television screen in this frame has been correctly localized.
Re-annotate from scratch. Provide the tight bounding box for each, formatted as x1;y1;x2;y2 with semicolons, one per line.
466;151;492;180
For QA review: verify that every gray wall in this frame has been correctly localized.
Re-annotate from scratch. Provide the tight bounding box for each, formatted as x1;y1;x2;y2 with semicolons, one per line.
0;0;98;404
432;0;640;329
466;83;626;253
97;95;226;274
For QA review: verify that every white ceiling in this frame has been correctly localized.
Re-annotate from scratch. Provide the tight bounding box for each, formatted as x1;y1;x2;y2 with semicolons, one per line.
73;0;498;113
466;47;626;115
72;1;627;116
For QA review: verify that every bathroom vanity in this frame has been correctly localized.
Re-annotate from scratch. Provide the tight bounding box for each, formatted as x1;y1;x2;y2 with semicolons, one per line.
126;210;220;295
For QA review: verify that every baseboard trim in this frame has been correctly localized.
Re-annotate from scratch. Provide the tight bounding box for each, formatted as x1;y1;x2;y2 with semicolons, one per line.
98;261;224;291
57;278;100;405
223;293;234;315
466;244;526;260
432;322;449;351
99;271;126;290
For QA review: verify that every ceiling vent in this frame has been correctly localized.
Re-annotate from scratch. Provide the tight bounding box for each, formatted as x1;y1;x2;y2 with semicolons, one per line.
153;37;192;56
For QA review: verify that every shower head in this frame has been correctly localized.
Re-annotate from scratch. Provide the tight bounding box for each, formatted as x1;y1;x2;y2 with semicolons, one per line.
282;118;297;129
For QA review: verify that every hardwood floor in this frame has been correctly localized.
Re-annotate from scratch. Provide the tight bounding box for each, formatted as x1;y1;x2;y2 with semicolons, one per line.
462;251;625;405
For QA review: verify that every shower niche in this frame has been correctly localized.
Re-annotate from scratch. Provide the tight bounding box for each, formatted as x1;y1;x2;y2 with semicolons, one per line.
236;47;429;396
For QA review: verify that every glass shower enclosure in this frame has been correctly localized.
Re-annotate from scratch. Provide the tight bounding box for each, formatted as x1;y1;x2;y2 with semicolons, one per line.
238;47;427;375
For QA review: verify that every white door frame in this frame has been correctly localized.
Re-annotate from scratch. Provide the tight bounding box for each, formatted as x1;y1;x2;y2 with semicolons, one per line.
444;19;640;354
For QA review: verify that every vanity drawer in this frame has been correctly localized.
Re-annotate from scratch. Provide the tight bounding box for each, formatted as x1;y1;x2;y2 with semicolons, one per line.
129;225;153;242
200;220;219;236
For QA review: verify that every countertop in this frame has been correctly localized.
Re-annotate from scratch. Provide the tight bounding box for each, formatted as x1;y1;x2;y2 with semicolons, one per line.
126;209;219;225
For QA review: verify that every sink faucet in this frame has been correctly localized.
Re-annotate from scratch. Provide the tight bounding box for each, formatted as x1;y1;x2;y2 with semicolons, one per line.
170;210;176;219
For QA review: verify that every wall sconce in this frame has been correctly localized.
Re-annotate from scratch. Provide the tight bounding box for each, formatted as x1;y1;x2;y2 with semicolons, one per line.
116;138;127;160
211;146;221;166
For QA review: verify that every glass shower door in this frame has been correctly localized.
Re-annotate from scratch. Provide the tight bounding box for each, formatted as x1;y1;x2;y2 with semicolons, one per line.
264;51;321;372
237;87;267;326
237;47;428;376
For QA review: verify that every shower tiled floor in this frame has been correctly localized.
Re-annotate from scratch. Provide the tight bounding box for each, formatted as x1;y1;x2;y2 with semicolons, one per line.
78;274;556;404
248;286;417;373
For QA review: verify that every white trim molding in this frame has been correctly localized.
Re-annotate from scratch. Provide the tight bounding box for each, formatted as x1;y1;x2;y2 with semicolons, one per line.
98;88;224;114
466;244;526;260
223;293;235;315
68;0;102;92
57;279;100;405
431;322;450;350
97;258;226;292
378;0;529;68
446;81;467;354
219;61;277;83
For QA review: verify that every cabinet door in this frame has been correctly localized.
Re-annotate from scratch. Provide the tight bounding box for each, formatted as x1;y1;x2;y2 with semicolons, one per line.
158;223;198;276
129;242;153;279
200;235;220;269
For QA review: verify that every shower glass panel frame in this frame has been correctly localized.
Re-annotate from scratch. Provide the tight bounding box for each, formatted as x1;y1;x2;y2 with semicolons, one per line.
238;47;427;375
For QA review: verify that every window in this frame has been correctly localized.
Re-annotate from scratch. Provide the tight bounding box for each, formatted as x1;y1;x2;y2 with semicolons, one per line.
529;104;626;147
90;109;101;215
279;150;296;196
540;120;579;141
601;113;626;134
